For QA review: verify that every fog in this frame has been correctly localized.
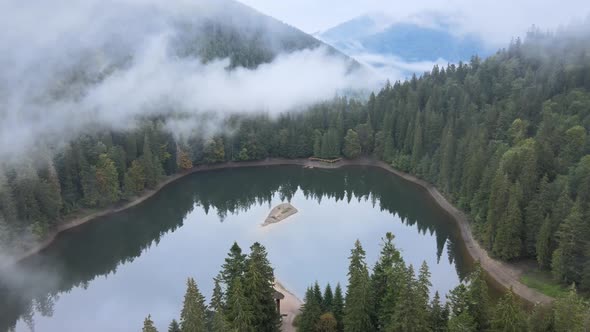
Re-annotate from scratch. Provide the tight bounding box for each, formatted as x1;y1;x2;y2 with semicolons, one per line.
242;0;590;47
0;0;377;162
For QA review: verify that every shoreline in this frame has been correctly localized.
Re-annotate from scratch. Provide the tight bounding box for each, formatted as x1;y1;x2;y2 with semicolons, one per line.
3;157;553;304
275;280;303;332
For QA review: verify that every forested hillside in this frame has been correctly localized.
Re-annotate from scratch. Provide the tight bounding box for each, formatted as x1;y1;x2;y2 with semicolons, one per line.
1;23;590;295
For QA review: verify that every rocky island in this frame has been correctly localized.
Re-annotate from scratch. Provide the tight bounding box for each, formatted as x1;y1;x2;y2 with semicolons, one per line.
262;203;298;226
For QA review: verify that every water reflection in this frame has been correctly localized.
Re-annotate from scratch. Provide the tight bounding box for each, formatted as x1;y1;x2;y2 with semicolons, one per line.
0;166;468;331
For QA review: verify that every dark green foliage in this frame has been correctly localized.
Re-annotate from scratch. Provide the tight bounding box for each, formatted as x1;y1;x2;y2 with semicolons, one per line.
143;315;158;332
430;292;449;332
323;284;334;313
168;319;180;332
333;284;345;332
343;129;361;159
299;287;323;332
343;240;374;332
243;242;280;332
210;276;227;332
491;288;527;332
180;278;208;332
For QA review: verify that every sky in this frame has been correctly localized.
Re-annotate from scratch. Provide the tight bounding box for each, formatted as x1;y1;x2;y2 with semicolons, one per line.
239;0;590;46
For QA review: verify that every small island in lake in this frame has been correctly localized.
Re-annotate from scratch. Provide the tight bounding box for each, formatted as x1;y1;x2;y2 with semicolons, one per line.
262;203;298;226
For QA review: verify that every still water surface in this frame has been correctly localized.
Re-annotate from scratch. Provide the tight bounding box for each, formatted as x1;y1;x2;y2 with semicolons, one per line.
1;166;474;332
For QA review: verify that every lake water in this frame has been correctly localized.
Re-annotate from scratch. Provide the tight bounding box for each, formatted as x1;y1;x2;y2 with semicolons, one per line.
0;165;476;332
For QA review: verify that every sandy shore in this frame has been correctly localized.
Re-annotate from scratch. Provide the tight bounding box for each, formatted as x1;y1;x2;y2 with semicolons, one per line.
2;157;553;304
275;280;303;332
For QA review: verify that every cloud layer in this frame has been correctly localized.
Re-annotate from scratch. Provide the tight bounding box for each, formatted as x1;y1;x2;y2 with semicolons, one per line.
0;0;377;162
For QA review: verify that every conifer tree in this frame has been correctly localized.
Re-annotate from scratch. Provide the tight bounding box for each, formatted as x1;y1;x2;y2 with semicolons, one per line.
553;284;587;332
491;288;527;332
465;263;490;330
222;242;247;305
343;129;361;159
95;153;120;206
524;175;550;256
313;282;324;311
343;240;374;332
210;276;227;332
323;284;334;313
552;201;586;283
168;319;180;332
415;261;432;330
180;278;207;332
333;283;345;332
143;315;158;332
226;278;254;332
430;292;449;332
370;232;402;329
299;287;322;332
390;265;419;331
536;216;553;268
243;242;280;332
492;182;523;260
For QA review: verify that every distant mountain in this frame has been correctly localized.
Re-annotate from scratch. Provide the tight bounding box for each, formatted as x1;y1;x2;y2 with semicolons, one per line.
318;13;490;65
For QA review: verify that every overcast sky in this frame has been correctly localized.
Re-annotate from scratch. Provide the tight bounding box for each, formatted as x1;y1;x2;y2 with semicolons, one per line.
240;0;590;46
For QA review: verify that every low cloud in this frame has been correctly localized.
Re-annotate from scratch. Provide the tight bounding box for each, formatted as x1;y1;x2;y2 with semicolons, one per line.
0;0;378;162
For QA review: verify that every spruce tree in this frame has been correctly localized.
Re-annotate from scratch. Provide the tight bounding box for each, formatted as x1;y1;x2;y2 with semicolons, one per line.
415;261;432;331
313;282;324;311
465;263;490;330
243;242;280;332
343;129;361;159
299;287;322;332
210;276;227;332
343;240;374;332
536;216;553;268
491;288;526;332
390;265;419;331
222;242;247;305
168;319;180;332
492;182;523;260
553;284;587;332
180;278;207;332
143;315;158;332
323;284;334;313
430;292;449;332
524;175;549;256
552;201;586;284
226;278;254;332
370;232;402;329
333;284;345;332
95;153;120;206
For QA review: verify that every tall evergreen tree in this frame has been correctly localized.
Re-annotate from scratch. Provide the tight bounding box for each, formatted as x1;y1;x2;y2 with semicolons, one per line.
143;315;159;332
210;276;227;332
343;240;374;332
180;278;208;332
370;232;402;330
299;287;322;332
552;201;587;284
333;284;345;332
491;288;527;332
225;278;254;332
222;242;247;305
243;242;280;332
465;263;490;330
343;129;361;159
168;319;180;332
430;292;449;332
323;284;334;313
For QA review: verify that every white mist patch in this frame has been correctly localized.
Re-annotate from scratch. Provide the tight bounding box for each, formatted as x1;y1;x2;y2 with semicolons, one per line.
0;0;378;162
